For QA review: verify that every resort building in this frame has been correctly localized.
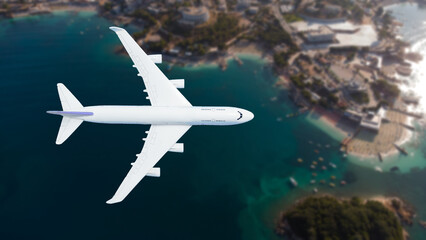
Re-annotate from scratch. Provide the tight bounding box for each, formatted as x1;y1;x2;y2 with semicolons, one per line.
360;108;384;131
248;6;259;14
360;108;387;131
280;4;294;13
323;4;341;17
236;0;251;10
217;0;227;11
344;109;363;122
178;6;210;26
346;81;367;93
305;26;335;43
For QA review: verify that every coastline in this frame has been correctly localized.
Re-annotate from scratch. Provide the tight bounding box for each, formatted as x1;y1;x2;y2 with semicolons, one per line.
10;4;97;18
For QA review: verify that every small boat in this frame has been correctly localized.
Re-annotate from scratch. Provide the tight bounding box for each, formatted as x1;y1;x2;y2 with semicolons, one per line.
313;188;318;193
317;144;322;147
329;162;337;169
320;180;326;184
318;157;324;162
374;166;383;173
297;158;303;163
312;161;318;165
309;141;313;144
310;179;316;184
312;172;317;177
289;177;298;187
314;149;320;154
325;144;331;148
276;117;283;122
330;175;336;180
321;166;327;171
340;180;347;186
394;143;408;155
390;166;400;172
310;165;316;169
329;183;336;188
378;152;383;162
343;154;347;158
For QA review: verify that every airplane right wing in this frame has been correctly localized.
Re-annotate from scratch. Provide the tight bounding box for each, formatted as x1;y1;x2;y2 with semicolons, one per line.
106;124;191;204
109;26;191;107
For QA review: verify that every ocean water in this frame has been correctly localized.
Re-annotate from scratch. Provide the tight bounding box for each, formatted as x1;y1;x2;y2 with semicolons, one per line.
0;10;425;240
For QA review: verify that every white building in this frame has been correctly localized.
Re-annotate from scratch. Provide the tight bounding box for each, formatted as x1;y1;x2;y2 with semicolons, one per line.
324;4;342;16
280;4;294;13
360;108;386;131
305;26;335;43
179;6;210;26
237;0;251;10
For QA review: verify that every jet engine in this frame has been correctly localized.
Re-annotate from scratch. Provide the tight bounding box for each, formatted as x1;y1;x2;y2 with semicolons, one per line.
169;143;184;153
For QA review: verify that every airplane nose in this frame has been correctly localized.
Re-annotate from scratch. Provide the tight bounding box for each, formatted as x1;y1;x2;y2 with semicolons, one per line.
245;110;254;122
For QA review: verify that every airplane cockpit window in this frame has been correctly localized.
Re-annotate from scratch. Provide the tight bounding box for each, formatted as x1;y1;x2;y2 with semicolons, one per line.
237;111;243;120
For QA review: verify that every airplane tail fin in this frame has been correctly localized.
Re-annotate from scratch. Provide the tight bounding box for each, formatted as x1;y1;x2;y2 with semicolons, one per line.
50;83;85;145
57;83;83;111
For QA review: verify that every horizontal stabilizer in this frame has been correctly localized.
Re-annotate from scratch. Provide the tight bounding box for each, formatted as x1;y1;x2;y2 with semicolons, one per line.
56;117;83;145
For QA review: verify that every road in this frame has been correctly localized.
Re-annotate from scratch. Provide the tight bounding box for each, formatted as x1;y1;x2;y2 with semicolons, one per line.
270;1;303;47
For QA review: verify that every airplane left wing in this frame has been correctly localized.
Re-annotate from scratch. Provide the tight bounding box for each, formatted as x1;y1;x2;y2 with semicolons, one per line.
106;124;191;204
109;26;191;107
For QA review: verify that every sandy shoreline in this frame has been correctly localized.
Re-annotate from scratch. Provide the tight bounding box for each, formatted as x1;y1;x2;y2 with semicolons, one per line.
310;106;416;160
11;4;97;18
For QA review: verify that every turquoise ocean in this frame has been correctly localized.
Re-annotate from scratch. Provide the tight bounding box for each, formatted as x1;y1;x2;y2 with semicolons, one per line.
0;9;425;239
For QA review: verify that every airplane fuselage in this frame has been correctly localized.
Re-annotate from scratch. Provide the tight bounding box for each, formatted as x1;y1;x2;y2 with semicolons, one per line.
49;106;254;126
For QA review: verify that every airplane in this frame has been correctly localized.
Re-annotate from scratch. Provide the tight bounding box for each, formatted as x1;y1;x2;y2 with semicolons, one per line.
47;26;254;204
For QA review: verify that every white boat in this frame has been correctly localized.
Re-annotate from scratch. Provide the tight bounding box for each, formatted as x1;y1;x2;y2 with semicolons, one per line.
374;166;383;173
329;162;337;168
289;177;298;187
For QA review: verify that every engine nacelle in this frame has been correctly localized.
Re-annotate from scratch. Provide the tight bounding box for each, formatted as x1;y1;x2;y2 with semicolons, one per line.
170;79;185;89
169;143;184;153
147;167;161;177
148;54;162;64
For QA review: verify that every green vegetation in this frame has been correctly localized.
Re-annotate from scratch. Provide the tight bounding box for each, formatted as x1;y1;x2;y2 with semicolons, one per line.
147;40;166;52
103;2;113;12
168;13;240;52
192;13;240;50
283;13;303;23
258;20;297;50
2;3;9;9
371;80;400;100
350;91;369;104
273;52;290;67
379;13;394;40
328;0;355;10
280;196;404;240
131;9;157;27
132;29;149;40
351;5;364;23
290;74;306;89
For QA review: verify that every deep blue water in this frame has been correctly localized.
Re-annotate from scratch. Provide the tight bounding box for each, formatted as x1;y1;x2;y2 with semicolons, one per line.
0;11;426;240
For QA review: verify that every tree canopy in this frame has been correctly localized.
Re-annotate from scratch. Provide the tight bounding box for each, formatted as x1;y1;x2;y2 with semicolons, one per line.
280;196;404;240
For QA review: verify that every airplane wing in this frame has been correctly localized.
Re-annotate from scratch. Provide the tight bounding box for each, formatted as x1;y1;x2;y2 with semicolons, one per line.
106;124;191;204
109;26;191;107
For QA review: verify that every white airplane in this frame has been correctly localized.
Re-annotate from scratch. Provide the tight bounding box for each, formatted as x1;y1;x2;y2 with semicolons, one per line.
47;26;254;204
